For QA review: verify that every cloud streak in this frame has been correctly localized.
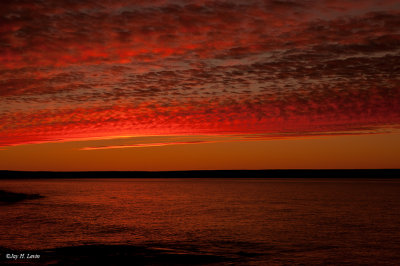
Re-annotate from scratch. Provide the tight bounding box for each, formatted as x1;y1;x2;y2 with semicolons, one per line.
81;140;217;150
79;129;399;151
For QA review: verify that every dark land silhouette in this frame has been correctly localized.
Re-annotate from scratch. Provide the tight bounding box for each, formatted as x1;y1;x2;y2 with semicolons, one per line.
0;190;44;204
0;169;399;179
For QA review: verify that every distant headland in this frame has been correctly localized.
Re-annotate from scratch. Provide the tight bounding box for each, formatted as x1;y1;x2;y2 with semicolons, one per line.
0;169;399;179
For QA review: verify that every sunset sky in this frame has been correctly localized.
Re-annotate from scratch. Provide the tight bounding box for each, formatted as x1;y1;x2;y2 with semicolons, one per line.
1;0;399;171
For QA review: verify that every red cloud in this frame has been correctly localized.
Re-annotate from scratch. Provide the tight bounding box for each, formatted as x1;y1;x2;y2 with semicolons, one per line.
1;0;399;147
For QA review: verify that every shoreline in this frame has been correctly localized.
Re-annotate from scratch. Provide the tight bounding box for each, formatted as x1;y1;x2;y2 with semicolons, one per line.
0;244;236;265
0;190;44;204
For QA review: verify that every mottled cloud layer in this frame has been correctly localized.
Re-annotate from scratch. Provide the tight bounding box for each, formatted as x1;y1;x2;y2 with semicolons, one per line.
1;0;399;146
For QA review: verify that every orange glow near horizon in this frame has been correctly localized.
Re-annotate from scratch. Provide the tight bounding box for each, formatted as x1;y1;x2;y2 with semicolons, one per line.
1;133;399;171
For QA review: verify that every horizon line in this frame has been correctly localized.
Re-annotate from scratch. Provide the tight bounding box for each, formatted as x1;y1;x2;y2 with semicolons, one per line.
1;169;400;173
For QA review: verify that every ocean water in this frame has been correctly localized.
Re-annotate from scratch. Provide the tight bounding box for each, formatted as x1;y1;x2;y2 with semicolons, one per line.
1;178;400;265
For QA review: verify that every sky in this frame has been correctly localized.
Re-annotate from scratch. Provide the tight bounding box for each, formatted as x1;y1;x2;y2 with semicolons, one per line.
0;0;399;171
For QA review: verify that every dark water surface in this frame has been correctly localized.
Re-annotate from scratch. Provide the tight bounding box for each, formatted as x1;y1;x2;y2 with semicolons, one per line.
1;178;400;265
